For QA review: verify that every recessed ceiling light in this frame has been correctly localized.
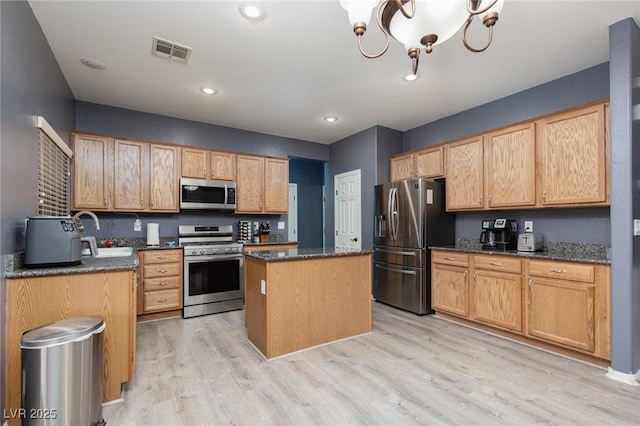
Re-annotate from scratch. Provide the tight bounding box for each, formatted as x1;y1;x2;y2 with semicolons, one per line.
80;57;105;70
239;2;266;22
403;73;421;82
200;87;217;95
324;116;338;123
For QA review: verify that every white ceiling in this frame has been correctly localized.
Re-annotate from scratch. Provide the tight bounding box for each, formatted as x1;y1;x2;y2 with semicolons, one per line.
29;1;640;145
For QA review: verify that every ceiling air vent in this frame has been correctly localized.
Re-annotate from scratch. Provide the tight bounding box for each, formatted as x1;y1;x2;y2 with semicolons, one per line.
152;37;192;64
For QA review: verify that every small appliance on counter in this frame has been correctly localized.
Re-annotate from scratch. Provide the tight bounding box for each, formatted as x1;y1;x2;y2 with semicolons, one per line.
517;233;544;252
238;221;252;242
25;216;84;267
479;218;518;251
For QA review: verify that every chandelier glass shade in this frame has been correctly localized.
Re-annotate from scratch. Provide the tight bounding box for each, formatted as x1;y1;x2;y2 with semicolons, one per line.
340;0;504;75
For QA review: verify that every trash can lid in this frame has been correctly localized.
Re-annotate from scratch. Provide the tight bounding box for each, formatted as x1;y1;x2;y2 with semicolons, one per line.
20;316;105;349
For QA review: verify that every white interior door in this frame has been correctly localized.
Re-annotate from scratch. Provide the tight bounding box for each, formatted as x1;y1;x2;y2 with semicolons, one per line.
334;169;361;251
288;183;298;242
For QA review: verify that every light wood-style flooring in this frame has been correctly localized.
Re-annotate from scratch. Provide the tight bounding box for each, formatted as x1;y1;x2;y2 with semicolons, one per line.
104;302;640;425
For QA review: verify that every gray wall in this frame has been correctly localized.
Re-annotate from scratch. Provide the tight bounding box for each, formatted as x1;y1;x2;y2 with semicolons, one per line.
289;158;325;249
375;126;404;185
0;0;76;416
403;63;611;245
609;17;640;375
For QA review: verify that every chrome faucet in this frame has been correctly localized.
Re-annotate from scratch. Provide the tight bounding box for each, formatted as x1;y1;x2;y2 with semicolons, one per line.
73;210;100;230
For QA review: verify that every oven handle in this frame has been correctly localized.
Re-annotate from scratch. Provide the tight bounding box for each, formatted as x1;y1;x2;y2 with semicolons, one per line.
184;253;243;262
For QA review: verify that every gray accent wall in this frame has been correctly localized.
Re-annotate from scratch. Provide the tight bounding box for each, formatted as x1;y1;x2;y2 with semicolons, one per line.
0;0;76;416
609;17;640;376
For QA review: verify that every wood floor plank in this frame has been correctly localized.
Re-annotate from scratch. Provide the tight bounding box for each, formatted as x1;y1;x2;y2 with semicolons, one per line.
104;302;640;425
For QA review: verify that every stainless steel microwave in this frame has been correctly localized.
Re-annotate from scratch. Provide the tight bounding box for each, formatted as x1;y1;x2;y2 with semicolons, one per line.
180;178;237;210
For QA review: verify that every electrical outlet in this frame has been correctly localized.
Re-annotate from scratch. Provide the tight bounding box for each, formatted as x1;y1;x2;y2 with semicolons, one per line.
260;279;266;295
134;219;142;232
278;221;285;230
634;219;640;236
524;220;533;233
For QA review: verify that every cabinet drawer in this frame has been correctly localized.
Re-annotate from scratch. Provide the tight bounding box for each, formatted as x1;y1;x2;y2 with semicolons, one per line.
143;249;182;264
143;275;181;291
143;263;182;278
528;260;594;283
473;255;521;273
143;288;181;312
432;251;469;267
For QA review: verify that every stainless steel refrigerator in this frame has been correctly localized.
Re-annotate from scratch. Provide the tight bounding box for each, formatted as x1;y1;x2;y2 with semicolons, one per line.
373;179;455;314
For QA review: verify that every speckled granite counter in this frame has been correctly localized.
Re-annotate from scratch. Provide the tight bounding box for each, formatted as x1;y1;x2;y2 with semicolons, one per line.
6;252;138;279
430;240;610;265
242;240;298;247
244;247;372;262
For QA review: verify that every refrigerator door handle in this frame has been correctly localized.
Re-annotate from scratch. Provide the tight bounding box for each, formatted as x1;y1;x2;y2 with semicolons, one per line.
389;187;399;241
374;248;416;257
375;264;417;275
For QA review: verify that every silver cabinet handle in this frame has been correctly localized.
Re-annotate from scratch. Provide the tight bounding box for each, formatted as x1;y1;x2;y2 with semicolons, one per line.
444;257;455;261
375;248;416;257
158;298;168;303
157;269;168;273
489;262;502;266
375;264;416;275
158;282;168;287
550;269;566;273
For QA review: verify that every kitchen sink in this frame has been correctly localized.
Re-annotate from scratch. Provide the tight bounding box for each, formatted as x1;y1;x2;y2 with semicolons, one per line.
95;247;133;258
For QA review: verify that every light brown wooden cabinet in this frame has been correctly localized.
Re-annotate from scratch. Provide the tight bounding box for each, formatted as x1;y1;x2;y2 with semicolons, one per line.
73;133;180;212
236;155;288;214
6;270;137;415
538;102;608;206
72;134;113;210
431;251;470;317
181;147;236;181
445;136;484;210
471;255;522;332
137;249;183;319
484;122;536;209
390;146;444;181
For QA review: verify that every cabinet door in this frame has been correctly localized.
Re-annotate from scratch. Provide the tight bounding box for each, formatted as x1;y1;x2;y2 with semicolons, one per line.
236;155;265;212
114;139;147;211
210;151;236;181
539;103;607;205
473;269;522;332
390;154;414;181
264;158;289;213
149;144;180;212
526;277;595;352
445;136;484;210
72;134;113;210
415;146;444;178
181;147;208;178
485;122;536;208
431;263;469;317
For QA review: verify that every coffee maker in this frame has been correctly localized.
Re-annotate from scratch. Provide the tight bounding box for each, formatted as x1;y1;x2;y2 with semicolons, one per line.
479;218;518;251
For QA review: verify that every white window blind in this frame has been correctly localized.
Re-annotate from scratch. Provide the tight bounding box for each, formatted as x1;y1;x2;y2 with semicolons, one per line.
37;118;72;216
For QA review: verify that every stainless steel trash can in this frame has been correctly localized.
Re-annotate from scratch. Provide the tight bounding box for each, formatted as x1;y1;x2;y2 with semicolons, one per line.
20;316;106;426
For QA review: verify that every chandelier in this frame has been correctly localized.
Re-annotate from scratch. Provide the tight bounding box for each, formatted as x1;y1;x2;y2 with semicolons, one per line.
340;0;504;75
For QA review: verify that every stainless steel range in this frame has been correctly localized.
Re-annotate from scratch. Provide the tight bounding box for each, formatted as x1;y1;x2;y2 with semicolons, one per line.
179;225;243;318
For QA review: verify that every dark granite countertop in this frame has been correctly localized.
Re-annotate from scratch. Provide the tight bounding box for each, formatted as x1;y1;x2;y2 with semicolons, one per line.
6;251;138;279
430;240;610;265
245;247;372;262
242;241;298;247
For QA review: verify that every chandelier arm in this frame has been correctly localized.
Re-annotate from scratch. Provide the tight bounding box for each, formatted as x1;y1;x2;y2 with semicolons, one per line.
462;15;494;53
467;0;498;16
394;0;416;19
355;2;390;59
411;50;419;75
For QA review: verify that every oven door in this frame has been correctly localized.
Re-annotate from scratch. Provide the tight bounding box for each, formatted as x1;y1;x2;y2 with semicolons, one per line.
183;254;243;306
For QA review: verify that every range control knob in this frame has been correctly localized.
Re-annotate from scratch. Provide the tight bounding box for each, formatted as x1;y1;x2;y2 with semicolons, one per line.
199;250;206;255
191;250;198;256
225;247;231;253
211;248;218;254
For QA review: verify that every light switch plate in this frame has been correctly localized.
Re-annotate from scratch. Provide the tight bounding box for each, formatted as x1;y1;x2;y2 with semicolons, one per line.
634;219;640;236
134;219;142;232
524;220;533;233
278;221;285;229
260;279;266;295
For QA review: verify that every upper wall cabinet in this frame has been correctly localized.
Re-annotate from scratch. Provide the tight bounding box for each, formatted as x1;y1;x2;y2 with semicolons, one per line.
73;134;114;210
445;136;484;210
390;146;444;181
149;144;181;211
181;147;236;181
485;122;536;209
236;155;288;214
538;103;608;206
113;139;148;211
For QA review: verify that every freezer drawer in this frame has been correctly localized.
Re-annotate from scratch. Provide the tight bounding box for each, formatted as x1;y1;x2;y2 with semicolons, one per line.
373;246;424;268
373;262;430;315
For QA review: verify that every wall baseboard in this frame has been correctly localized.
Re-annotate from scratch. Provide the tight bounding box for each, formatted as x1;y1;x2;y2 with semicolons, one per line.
606;367;640;386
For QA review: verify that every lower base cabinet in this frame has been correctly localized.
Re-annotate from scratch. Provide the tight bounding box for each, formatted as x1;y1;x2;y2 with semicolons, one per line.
431;250;610;362
137;249;183;320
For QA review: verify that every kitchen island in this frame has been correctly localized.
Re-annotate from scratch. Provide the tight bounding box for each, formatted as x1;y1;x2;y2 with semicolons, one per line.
244;247;372;359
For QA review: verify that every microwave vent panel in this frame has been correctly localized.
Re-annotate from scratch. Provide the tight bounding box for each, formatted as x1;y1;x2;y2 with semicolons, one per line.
152;37;192;64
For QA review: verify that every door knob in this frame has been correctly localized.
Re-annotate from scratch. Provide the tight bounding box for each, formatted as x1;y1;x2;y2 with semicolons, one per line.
350;237;358;242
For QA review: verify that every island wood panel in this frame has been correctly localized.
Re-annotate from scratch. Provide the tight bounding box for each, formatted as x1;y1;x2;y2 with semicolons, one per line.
6;271;135;425
149;144;180;211
245;254;372;359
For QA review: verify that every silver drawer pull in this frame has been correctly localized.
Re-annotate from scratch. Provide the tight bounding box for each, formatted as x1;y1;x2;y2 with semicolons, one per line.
157;298;168;303
444;257;455;261
157;269;168;273
489;262;502;266
550;269;567;273
156;256;168;260
158;283;168;286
